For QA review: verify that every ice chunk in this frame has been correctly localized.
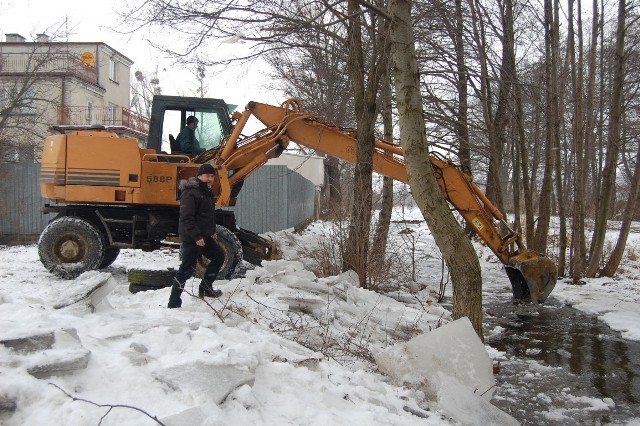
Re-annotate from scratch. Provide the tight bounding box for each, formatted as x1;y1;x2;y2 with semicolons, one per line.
375;317;495;400
53;272;117;312
26;348;91;378
0;331;55;354
436;372;519;426
153;362;255;405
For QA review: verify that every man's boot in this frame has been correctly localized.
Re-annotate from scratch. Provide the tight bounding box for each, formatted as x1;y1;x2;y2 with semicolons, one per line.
167;279;184;308
198;280;222;298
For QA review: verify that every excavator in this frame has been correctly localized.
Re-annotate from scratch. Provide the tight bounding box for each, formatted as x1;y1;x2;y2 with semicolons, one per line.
39;95;557;303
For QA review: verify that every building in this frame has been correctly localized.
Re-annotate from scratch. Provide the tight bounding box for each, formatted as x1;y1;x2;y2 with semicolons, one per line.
0;33;147;160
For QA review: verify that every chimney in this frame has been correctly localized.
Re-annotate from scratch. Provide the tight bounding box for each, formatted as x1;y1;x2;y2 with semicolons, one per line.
5;33;26;43
36;33;50;43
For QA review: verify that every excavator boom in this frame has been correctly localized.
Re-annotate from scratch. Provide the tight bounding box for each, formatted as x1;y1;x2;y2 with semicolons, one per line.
211;100;557;303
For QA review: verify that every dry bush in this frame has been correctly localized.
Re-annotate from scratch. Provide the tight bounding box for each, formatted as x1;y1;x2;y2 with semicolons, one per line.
298;218;415;293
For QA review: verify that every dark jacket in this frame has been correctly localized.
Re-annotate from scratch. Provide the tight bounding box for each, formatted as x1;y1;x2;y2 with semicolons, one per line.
178;177;216;242
176;125;197;154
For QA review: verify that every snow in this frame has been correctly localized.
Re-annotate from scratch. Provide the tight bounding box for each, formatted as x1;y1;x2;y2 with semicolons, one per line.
1;206;640;424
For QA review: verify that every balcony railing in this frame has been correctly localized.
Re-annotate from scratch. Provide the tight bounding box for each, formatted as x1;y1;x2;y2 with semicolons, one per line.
0;52;98;85
58;106;150;134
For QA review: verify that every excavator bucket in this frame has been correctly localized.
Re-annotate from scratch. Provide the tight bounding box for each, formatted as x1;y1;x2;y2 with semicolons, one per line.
505;251;558;304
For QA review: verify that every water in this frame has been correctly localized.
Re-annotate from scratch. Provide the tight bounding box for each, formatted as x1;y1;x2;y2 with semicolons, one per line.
484;288;640;424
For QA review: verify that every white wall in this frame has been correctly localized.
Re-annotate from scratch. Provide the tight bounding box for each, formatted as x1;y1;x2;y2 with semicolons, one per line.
266;152;325;187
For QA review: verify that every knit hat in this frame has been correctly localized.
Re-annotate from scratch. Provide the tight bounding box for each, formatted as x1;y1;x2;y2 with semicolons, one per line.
197;163;216;176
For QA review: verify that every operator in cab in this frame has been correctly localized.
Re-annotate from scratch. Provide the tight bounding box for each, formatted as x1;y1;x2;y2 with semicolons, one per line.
176;115;199;154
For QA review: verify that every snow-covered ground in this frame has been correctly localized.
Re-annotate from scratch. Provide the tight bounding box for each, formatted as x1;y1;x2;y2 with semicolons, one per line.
0;206;639;425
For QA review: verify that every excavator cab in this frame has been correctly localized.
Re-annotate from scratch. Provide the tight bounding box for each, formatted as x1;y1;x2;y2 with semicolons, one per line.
147;95;233;155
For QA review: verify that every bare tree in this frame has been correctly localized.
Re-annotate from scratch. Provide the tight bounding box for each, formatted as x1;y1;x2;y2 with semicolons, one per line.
531;0;560;253
587;0;632;276
264;29;355;212
341;0;392;288
130;67;162;119
0;34;69;161
389;0;484;338
371;73;395;260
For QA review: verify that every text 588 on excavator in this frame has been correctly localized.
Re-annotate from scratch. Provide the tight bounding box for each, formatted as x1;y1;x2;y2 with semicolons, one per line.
38;95;557;303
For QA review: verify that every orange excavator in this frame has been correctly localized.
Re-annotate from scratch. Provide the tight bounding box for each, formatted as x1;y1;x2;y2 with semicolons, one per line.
39;95;557;303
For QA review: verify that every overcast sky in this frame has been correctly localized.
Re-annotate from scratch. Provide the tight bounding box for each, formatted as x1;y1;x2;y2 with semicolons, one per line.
0;0;280;107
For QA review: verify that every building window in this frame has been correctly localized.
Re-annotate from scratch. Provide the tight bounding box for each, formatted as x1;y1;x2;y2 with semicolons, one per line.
109;58;119;83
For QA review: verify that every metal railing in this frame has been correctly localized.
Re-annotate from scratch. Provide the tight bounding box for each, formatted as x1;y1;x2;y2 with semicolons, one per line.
58;106;150;133
0;52;98;85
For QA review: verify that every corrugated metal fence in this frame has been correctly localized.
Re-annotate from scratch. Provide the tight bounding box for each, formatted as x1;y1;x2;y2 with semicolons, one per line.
227;165;318;234
0;162;317;244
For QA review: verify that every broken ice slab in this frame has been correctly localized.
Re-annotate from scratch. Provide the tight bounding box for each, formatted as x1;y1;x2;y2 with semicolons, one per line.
375;317;495;400
0;332;55;354
153;362;254;405
26;348;91;379
53;272;117;311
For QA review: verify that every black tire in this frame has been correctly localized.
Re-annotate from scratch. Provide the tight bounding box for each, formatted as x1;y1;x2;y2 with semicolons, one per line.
38;216;105;279
128;269;176;287
129;283;168;294
99;247;121;269
195;225;242;280
127;225;243;287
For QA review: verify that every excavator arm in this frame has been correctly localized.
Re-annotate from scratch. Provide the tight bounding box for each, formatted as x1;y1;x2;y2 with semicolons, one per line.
206;99;557;303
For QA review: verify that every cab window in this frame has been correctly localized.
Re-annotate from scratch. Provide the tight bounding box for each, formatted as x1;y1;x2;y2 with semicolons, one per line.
160;107;229;155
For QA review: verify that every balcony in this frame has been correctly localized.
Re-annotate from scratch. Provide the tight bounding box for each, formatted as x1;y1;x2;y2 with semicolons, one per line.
58;106;150;135
0;52;98;86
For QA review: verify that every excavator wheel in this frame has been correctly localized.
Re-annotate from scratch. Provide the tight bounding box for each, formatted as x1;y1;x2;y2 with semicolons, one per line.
99;247;121;269
127;226;243;291
38;216;105;279
195;225;243;279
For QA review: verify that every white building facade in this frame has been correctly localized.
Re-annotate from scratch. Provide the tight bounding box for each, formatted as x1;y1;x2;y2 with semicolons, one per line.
0;33;145;160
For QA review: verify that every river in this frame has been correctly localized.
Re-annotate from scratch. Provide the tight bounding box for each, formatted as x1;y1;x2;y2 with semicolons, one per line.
484;285;640;424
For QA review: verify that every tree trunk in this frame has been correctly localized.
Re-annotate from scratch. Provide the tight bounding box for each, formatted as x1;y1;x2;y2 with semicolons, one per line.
532;0;559;253
342;0;390;288
513;75;534;245
601;137;640;276
371;76;394;260
568;0;589;282
586;0;627;277
324;156;342;216
390;0;484;339
453;0;471;173
484;0;517;213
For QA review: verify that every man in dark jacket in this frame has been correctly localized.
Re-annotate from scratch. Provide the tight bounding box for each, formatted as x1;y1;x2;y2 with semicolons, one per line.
176;115;199;154
168;163;224;309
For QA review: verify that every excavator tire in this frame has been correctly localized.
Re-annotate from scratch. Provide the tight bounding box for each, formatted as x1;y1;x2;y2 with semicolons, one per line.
38;216;105;279
99;247;121;269
195;225;243;279
127;225;243;289
128;269;176;288
128;283;167;294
